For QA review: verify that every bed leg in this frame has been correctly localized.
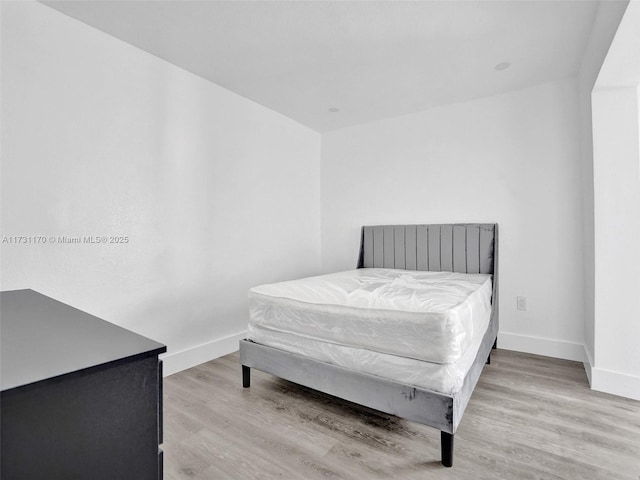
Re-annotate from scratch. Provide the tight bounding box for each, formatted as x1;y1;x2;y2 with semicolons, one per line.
441;431;454;467
242;365;250;388
486;353;491;365
493;338;497;350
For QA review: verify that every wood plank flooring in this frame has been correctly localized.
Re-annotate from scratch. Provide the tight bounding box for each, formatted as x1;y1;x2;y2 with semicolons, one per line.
163;349;640;480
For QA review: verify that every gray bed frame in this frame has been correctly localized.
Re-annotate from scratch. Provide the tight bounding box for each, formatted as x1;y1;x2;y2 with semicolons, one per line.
239;223;498;467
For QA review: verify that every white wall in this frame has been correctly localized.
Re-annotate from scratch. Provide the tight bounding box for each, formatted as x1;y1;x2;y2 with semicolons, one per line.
322;78;586;361
589;0;640;400
576;0;629;372
591;87;640;399
0;1;321;375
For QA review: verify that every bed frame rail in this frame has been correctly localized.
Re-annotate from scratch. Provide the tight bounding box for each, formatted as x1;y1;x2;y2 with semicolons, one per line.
240;339;454;429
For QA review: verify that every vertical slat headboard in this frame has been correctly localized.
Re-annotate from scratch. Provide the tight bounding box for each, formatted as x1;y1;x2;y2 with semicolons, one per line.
357;224;497;275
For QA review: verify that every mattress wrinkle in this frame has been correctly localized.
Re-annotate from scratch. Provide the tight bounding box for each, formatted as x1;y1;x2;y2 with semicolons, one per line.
249;268;492;365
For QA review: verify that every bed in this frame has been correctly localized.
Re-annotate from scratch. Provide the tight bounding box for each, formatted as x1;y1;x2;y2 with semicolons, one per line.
239;223;498;467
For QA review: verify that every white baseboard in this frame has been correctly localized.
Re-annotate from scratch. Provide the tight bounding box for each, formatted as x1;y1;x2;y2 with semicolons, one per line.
497;332;585;362
583;345;640;400
590;366;640;401
161;331;247;377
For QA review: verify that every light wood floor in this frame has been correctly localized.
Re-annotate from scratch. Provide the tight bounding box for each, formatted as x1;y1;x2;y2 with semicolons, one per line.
163;349;640;480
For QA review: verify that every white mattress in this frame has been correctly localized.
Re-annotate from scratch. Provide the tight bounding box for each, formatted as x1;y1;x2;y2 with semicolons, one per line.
249;268;492;364
247;323;486;395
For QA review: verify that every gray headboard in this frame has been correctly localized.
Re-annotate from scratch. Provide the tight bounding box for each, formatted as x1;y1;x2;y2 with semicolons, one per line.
357;223;497;275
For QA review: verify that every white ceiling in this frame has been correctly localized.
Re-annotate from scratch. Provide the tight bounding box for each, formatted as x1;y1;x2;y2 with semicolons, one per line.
43;0;603;132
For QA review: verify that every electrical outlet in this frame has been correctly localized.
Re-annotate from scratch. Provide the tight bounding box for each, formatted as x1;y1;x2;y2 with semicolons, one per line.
517;296;527;311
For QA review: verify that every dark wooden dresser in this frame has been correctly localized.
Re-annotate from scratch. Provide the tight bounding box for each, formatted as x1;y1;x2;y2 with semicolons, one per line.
0;289;167;480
